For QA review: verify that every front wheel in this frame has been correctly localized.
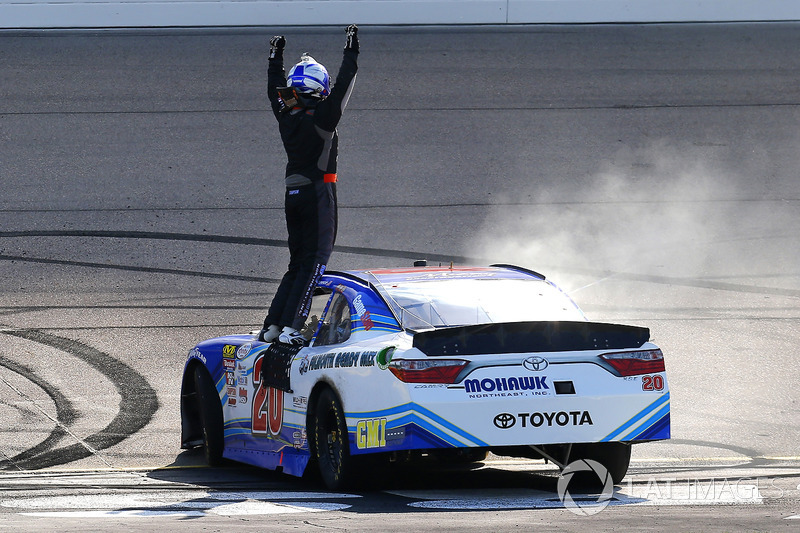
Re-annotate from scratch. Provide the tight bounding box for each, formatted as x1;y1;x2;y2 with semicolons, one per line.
312;388;357;490
193;366;224;466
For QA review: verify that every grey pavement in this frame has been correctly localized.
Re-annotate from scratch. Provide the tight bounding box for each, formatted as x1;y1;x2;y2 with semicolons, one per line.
1;22;799;530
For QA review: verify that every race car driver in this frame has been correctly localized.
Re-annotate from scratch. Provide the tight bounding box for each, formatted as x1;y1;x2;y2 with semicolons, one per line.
259;25;359;345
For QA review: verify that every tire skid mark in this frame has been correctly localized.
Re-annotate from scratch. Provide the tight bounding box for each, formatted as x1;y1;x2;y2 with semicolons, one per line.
5;324;255;332
2;305;265;312
0;229;471;263
0;355;78;470
0;304;266;319
667;439;773;468
2;229;798;297
0;330;158;470
0;254;281;284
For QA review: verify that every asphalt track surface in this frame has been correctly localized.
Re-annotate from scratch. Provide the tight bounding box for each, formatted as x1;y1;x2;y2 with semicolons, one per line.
1;23;799;531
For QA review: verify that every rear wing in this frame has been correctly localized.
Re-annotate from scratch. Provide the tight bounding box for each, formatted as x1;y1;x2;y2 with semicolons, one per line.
413;321;650;356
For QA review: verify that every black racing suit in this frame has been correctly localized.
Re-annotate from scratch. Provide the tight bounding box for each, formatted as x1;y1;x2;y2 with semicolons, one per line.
264;47;358;332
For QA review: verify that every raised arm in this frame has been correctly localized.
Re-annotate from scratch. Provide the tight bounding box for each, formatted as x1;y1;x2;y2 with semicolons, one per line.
315;25;359;131
266;35;287;120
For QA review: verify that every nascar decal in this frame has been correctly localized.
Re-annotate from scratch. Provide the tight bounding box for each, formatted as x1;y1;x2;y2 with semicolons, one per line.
236;342;252;359
601;392;670;442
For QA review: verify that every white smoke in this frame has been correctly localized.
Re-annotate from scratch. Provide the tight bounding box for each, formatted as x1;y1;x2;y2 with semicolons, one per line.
466;140;796;309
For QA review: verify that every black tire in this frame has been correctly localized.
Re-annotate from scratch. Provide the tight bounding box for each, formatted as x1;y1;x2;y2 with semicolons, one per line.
567;442;631;485
193;365;225;466
313;388;356;490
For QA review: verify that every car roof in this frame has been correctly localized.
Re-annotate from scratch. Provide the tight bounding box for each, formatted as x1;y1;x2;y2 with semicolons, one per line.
336;264;545;286
319;265;564;331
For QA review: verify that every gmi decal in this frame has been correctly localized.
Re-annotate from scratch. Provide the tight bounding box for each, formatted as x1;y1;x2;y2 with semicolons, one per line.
356;418;387;449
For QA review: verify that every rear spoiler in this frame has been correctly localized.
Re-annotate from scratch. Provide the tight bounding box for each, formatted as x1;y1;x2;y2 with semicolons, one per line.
412;321;650;356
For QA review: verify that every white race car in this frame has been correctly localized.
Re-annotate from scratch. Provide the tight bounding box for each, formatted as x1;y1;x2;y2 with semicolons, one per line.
181;264;670;489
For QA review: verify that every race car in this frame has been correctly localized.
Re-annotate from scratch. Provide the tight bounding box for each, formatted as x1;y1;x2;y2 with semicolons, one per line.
180;264;670;489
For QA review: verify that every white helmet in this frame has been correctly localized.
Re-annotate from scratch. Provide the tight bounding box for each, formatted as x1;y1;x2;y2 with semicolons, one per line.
286;54;330;97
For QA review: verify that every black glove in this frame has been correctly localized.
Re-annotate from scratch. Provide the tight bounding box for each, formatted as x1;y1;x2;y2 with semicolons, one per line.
344;24;358;52
269;35;286;60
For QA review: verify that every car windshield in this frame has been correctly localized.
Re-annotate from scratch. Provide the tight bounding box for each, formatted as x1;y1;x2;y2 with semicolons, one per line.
378;278;585;330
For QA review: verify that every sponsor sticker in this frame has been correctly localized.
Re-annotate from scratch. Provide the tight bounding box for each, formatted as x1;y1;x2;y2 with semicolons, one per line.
187;347;206;364
352;294;374;331
464;376;553;398
356;418;387;449
223;344;237;359
292;429;308;449
493;411;593;429
376;346;396;370
236;343;252;359
292;396;308;409
299;350;379;374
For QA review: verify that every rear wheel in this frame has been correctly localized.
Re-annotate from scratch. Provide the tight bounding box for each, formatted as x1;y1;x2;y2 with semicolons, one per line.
567;442;631;484
312;388;356;490
193;366;224;466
